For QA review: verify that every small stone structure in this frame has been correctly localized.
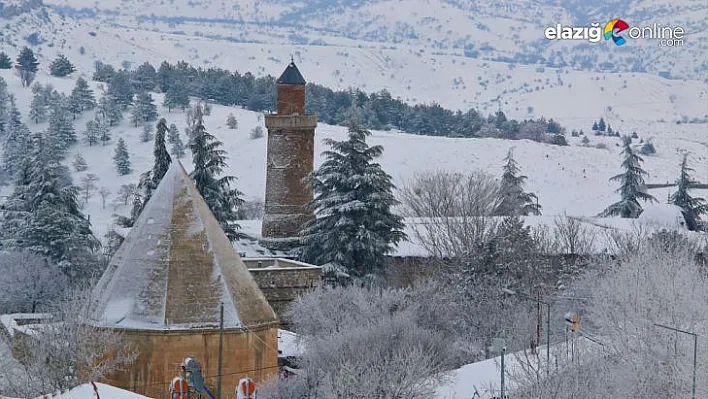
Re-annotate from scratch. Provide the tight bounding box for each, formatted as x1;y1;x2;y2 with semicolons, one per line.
86;161;279;398
244;258;322;328
260;61;316;251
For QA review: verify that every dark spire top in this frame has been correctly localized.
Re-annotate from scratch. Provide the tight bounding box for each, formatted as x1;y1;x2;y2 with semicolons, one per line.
276;61;306;85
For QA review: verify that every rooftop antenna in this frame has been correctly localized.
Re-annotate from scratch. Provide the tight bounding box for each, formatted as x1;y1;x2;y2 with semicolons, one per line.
291;55;294;64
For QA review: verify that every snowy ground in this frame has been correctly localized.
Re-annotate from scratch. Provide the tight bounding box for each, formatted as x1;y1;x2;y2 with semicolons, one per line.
436;338;599;398
0;69;705;246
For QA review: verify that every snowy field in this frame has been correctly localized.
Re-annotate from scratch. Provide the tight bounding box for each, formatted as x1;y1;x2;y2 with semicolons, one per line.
0;68;705;244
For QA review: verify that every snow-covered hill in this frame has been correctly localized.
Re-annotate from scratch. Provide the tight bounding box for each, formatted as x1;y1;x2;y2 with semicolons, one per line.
40;0;708;80
0;69;705;244
0;0;706;123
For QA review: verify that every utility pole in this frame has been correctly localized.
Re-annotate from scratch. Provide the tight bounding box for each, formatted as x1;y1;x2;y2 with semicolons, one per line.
654;322;698;399
500;346;506;399
217;302;224;399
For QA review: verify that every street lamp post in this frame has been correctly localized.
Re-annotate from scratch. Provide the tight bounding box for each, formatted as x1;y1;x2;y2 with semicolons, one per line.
502;288;551;376
653;322;698;399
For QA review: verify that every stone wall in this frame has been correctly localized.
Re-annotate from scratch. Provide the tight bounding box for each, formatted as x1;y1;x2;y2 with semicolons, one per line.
246;258;323;328
101;325;278;399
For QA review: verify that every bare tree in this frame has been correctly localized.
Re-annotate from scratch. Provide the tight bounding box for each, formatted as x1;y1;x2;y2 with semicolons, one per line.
98;187;111;209
0;289;137;397
115;183;137;205
79;173;100;205
509;234;708;398
399;170;500;259
553;214;596;255
0;251;67;313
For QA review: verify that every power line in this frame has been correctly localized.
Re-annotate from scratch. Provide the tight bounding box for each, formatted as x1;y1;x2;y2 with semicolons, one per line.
117;364;281;390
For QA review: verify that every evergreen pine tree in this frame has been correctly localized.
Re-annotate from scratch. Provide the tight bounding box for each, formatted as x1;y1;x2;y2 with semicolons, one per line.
591;121;599;131
131;91;157;126
1;131;100;281
83;119;99;146
600;138;657;218
492;149;542;216
46;97;76;158
28;90;48;123
581;135;590;145
156;61;173;93
299;123;407;281
163;84;190;111
167;122;179;143
139;123;154;143
669;154;707;230
49;54;76;77
98;93;123;126
113;138;131;175
132;62;157;91
96;116;111;146
92;61;116;83
106;70;134;110
0;77;9;139
189;108;244;241
598;117;606;132
1;95;32;179
120;118;173;228
15;47;39;87
68;77;96;118
72;153;88;171
152;119;172;183
226;113;238;129
167;123;185;158
0;51;12;69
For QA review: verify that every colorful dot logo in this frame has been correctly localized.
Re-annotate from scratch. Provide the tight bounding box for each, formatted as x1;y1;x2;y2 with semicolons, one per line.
604;19;630;45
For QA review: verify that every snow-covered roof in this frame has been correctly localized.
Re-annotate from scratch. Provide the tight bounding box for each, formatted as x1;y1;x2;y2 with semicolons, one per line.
0;313;53;338
637;203;688;230
87;161;277;331
31;382;151;399
277;329;304;358
233;213;701;260
233;220;293;258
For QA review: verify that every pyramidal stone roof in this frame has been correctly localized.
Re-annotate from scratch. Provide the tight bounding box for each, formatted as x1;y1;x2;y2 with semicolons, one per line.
276;61;306;85
87;161;277;331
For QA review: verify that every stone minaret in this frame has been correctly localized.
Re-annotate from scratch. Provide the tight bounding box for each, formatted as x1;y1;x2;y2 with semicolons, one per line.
260;61;317;251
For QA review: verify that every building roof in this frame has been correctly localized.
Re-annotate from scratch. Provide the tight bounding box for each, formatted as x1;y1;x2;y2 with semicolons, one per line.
276;61;306;85
234;215;704;259
87;161;277;331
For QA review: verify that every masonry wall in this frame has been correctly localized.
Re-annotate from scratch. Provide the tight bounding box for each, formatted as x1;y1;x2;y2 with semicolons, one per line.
261;115;316;246
101;325;278;399
276;84;306;115
249;267;322;327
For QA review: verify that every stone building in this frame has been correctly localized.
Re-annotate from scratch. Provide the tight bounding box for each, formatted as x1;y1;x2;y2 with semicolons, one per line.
86;161;279;398
260;60;317;251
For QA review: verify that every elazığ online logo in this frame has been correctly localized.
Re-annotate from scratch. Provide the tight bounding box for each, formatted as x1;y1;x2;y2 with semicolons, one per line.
544;19;685;47
603;19;630;45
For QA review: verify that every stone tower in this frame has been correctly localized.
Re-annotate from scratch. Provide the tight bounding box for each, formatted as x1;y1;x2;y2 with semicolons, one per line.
260;61;317;250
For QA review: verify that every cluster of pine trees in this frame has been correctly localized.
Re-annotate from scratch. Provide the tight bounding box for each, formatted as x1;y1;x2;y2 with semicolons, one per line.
90;59;569;144
112;103;242;247
0;64;245;288
601;136;706;230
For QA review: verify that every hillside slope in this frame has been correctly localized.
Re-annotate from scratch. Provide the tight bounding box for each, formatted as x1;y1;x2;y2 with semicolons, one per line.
0;69;705;243
0;0;705;126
